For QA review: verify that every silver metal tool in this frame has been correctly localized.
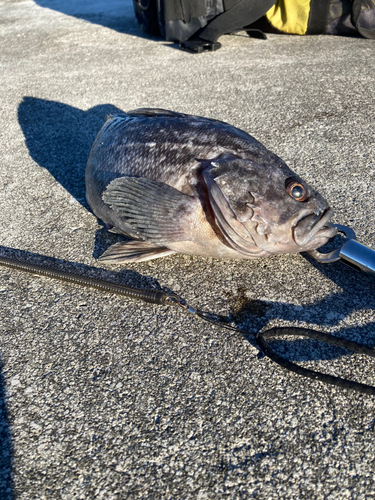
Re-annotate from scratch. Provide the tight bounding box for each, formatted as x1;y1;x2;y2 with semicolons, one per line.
309;223;375;277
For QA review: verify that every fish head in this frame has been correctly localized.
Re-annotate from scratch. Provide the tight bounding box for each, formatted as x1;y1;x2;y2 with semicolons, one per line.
202;154;337;257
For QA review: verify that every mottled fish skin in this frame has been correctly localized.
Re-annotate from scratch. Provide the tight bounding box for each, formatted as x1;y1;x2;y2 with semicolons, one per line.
85;108;337;262
86;109;267;225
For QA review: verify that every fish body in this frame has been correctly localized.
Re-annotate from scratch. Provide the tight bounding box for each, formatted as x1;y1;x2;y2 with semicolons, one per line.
85;108;337;262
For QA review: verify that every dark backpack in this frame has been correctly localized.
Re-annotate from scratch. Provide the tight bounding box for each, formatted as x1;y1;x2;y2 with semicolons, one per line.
133;0;276;51
132;0;375;52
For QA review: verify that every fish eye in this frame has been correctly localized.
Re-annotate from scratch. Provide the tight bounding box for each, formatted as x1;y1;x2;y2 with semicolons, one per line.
285;178;308;202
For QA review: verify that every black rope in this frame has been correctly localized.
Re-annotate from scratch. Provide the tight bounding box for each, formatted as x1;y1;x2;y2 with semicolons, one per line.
256;327;375;396
1;249;375;396
196;310;375;395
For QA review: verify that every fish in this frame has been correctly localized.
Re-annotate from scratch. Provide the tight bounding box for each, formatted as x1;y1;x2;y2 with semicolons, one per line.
85;108;337;263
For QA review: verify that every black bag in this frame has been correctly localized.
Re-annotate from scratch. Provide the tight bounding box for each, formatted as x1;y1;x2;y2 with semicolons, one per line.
133;0;276;52
132;0;375;53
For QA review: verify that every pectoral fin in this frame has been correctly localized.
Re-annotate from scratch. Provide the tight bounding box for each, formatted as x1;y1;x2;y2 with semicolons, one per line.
102;176;196;245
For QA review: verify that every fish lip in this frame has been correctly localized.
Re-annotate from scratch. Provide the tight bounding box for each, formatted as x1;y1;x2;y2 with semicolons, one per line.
293;207;337;246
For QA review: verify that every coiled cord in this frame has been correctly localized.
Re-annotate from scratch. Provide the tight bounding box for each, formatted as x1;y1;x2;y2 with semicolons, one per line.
0;254;167;305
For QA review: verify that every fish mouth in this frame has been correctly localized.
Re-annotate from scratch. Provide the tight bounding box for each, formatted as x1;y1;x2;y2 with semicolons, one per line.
293;208;338;248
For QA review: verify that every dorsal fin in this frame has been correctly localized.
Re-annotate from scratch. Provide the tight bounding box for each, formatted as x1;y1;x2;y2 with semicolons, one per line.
126;108;188;118
125;108;231;127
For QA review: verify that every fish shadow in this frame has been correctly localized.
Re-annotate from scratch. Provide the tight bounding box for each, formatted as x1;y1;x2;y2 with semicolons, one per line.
18;97;124;210
227;254;375;363
17;97;130;257
0;357;14;499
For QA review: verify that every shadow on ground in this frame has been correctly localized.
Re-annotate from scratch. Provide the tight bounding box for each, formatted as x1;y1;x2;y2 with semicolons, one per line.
0;357;13;499
228;252;375;364
33;0;158;39
17;97;133;258
18;97;124;210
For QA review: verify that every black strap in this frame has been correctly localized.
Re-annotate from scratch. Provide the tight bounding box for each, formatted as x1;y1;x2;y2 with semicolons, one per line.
199;0;276;42
306;0;332;35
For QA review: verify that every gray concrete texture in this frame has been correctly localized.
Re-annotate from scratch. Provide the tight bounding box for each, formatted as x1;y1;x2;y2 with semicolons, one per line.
1;0;375;498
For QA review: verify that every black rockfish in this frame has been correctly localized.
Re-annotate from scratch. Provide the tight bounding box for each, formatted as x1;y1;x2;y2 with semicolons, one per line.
85;109;337;262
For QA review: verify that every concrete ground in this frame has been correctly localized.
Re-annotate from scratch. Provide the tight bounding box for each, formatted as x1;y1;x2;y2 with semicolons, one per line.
1;0;375;498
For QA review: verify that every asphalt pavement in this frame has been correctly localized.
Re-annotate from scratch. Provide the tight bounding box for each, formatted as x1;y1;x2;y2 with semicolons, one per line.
1;0;375;498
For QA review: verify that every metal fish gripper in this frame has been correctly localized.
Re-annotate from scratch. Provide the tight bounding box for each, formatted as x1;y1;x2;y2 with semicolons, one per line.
309;224;375;277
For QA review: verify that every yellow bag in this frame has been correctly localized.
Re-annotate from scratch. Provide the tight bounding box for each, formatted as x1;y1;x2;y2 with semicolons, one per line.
266;0;315;35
